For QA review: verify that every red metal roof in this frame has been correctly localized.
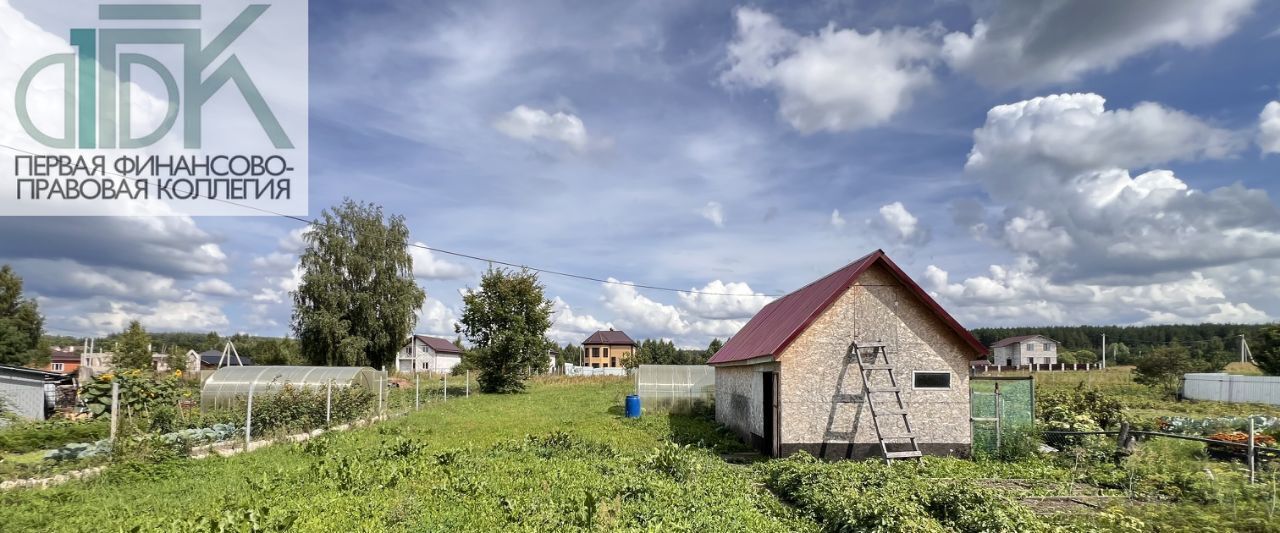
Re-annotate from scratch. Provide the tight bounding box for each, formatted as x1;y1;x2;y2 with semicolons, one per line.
706;250;987;365
583;329;636;346
413;335;463;354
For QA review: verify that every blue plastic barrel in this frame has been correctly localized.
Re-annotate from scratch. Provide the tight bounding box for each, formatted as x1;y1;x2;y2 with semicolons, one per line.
625;395;641;418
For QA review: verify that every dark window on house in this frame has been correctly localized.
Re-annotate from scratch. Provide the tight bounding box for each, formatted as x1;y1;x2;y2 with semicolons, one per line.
610;357;617;367
603;347;609;357
591;347;599;357
591;363;600;369
913;372;951;390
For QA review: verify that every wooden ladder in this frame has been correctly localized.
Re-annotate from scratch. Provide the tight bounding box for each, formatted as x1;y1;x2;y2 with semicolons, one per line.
849;341;922;463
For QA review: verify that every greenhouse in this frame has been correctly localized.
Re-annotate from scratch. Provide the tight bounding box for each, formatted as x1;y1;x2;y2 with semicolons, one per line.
200;366;382;409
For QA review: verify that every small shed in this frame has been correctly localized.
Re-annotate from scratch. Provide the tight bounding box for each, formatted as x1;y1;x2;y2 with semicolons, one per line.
0;365;75;421
707;250;987;459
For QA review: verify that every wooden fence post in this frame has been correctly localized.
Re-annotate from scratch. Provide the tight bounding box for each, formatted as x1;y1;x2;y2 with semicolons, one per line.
109;381;119;443
245;383;254;451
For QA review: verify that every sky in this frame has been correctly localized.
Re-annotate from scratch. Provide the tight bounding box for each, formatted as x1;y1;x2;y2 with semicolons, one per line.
3;0;1280;348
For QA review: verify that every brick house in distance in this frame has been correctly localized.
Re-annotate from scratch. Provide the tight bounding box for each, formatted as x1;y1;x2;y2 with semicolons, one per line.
707;250;987;459
989;335;1058;366
582;329;636;368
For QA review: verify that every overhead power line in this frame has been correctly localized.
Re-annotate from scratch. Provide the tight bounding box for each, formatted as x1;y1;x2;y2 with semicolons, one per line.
0;143;780;298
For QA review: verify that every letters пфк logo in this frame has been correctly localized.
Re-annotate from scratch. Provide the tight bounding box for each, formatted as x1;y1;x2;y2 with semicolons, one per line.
15;4;292;150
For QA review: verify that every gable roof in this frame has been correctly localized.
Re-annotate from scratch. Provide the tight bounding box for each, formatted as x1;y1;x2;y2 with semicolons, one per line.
197;350;255;366
707;250;987;365
991;335;1057;348
583;330;636;346
50;350;79;362
413;335;463;354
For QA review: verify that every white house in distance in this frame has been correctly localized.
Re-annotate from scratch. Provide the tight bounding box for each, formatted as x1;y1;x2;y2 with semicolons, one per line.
990;335;1058;366
399;335;464;374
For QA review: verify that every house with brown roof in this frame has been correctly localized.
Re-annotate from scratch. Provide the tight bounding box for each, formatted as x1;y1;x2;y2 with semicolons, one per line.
582;329;636;368
707;250;987;460
990;335;1058;366
399;335;464;374
44;349;81;375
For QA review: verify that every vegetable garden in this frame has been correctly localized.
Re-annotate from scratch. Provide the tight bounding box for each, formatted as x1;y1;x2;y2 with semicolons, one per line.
1;372;1278;531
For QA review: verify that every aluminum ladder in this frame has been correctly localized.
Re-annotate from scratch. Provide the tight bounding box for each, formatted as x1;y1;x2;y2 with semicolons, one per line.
849;341;922;463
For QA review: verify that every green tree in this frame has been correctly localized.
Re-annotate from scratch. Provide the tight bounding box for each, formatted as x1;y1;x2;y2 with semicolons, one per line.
114;320;153;370
254;338;302;366
457;268;554;393
706;338;724;361
560;343;584;366
1254;325;1280;375
164;346;189;374
1133;345;1208;394
201;331;222;351
292;199;425;369
0;265;47;366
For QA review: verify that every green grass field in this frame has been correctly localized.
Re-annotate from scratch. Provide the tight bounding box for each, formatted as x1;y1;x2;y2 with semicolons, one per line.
2;375;1276;532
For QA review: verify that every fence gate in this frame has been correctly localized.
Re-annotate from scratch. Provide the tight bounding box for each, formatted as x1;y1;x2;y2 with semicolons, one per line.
970;376;1035;456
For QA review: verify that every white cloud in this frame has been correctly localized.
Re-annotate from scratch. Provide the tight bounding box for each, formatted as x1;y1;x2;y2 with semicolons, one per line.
966;93;1275;280
602;278;690;335
943;0;1256;87
494;105;598;153
409;242;472;280
924;261;1269;326
873;202;929;245
830;209;846;229
700;201;725;228
68;300;231;337
721;7;938;133
193;279;237;297
677;280;773;320
416;296;459;337
547;296;613;345
1259;101;1280;155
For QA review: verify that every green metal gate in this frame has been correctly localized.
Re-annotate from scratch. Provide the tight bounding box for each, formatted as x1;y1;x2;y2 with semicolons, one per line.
970;376;1035;457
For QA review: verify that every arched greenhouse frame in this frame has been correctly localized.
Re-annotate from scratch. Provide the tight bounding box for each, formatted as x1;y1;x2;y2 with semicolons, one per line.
200;366;381;409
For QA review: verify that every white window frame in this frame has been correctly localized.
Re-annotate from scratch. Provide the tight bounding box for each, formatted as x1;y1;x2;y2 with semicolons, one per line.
911;370;952;390
51;362;64;371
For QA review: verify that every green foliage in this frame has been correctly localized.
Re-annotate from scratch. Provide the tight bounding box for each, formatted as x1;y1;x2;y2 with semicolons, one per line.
760;454;1056;532
0;418;109;453
706;338;724;359
79;369;188;418
113;320;154;370
1255;324;1280;375
250;383;374;434
457;268;554;393
248;337;304;366
559;343;584;366
292;199;425;368
1134;345;1213;394
1038;383;1125;450
0;265;47;366
629;338;710;366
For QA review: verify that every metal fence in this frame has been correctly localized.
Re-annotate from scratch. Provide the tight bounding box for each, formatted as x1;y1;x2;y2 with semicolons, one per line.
563;364;628;377
1183;373;1280;406
970;376;1035;456
635;365;714;413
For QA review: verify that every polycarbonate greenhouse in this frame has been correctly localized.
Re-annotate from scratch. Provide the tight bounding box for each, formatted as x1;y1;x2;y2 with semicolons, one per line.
201;366;381;409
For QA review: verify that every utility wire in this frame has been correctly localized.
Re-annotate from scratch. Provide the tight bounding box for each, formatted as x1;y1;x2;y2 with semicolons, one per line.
0;142;781;298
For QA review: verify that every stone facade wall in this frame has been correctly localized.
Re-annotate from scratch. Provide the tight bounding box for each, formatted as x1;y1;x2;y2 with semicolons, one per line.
777;263;975;459
713;362;778;444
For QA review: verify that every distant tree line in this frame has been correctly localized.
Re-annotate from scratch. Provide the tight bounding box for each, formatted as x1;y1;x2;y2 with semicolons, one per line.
970;323;1264;366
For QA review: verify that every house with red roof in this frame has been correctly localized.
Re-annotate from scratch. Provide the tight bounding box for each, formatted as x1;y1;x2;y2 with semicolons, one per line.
707;250;987;459
399;335;465;374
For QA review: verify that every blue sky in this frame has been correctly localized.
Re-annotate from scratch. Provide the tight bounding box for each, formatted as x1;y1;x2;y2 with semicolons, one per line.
5;0;1280;348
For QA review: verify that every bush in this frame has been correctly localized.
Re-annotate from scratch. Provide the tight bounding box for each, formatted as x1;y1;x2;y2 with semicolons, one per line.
0;418;109;453
79;369;190;418
759;454;1056;532
249;383;374;435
